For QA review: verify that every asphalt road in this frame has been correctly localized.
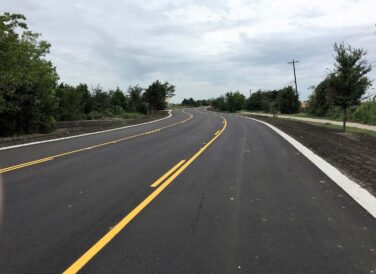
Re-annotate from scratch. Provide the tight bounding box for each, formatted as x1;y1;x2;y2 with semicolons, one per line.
0;108;375;273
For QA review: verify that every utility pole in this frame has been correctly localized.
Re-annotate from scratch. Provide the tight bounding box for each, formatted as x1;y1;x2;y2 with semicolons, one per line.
288;59;299;96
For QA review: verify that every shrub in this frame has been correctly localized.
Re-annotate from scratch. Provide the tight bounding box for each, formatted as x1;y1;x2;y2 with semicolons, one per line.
351;100;376;125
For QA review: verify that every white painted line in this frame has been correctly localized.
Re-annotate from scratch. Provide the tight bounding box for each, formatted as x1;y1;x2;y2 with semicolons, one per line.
239;114;376;219
0;111;173;151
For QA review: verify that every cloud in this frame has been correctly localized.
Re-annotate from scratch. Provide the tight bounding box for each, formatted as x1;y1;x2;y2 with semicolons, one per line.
1;0;375;102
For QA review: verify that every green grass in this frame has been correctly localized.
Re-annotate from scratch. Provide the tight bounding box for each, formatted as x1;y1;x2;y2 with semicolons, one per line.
120;112;145;119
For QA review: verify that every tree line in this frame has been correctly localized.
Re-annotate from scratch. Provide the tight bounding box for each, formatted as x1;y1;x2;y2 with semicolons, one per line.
210;86;299;114
181;98;210;107
0;13;174;137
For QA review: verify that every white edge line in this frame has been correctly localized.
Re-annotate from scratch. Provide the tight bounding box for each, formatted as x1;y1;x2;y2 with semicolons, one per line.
238;114;376;219
0;110;173;151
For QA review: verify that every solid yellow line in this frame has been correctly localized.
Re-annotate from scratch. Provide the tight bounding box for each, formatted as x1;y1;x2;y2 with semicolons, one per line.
214;130;220;136
63;115;227;274
0;111;194;174
150;160;186;188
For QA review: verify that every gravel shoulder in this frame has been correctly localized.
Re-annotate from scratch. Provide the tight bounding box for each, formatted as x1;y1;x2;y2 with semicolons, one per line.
242;114;376;196
0;112;169;148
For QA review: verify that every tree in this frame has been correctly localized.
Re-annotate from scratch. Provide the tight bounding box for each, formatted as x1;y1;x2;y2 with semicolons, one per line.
327;43;372;131
92;85;111;114
143;80;175;114
277;86;300;114
0;13;59;135
181;97;202;107
211;96;227;111
76;83;92;114
245;89;278;112
308;77;331;116
55;83;84;121
181;98;189;106
225;91;246;112
109;87;128;114
128;85;145;113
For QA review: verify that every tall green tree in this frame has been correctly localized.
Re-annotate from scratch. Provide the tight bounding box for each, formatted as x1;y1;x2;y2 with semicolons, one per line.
0;13;59;135
308;78;331;116
211;96;227;111
76;83;92;114
128;85;145;113
56;83;82;121
92;85;111;114
225;91;246;112
277;86;300;114
143;80;175;114
327;43;372;131
109;87;128;114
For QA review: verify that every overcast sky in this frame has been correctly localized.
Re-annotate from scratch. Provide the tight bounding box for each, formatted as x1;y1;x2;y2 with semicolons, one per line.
2;0;376;102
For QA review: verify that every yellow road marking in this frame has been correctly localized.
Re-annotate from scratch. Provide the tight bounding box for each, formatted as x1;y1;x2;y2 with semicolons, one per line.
214;130;220;136
150;160;186;188
63;115;227;274
0;111;193;174
0;157;54;173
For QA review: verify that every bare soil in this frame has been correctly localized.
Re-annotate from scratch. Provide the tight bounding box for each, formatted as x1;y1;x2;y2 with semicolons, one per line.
0;112;168;148
245;115;376;196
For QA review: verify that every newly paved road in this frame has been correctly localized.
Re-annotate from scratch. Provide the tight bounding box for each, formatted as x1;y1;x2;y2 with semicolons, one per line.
0;108;375;273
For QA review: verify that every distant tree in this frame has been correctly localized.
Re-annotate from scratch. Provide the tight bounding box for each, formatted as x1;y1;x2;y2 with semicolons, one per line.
308;77;331;116
128;85;145;113
200;99;209;106
225;91;246;112
327;43;372;131
245;90;264;111
143;80;175;114
181;98;189;106
109;87;128;114
92;85;111;114
55;83;84;121
211;96;227;111
181;97;201;107
188;98;196;106
277;86;300;114
76;83;93;114
0;13;59;135
245;89;278;112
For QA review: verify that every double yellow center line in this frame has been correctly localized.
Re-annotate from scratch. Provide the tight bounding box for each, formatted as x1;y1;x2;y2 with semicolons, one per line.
150;160;186;188
63;114;227;274
0;111;193;174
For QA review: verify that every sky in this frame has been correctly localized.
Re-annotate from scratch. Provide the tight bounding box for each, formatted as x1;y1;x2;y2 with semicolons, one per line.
1;0;376;102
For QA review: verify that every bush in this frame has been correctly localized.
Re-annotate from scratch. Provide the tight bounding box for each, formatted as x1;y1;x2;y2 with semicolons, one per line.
351;100;376;125
121;112;144;119
87;111;105;120
38;116;56;133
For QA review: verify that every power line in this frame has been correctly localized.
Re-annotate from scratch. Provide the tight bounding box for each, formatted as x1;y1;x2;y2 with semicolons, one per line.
288;60;299;96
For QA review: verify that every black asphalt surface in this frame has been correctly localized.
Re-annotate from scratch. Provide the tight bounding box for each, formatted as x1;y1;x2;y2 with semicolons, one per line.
0;108;375;273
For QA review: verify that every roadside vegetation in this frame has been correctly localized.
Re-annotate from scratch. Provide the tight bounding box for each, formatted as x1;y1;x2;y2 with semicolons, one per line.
209;42;373;131
307;43;372;130
0;13;175;137
180;98;210;107
210;87;299;114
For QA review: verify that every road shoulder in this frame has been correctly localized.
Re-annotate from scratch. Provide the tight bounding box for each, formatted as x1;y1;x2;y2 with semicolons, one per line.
237;113;376;218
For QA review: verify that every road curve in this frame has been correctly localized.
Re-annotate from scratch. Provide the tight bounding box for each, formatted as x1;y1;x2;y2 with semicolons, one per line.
0;108;375;273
